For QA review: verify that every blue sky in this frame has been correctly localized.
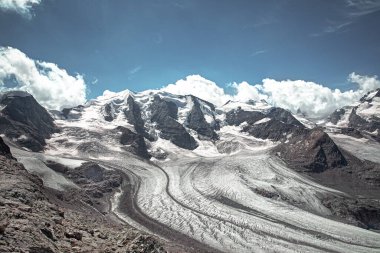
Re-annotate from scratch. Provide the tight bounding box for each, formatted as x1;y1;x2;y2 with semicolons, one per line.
0;0;380;104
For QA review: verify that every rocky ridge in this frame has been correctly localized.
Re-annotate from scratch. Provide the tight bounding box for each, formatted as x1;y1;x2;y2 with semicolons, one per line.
0;91;58;151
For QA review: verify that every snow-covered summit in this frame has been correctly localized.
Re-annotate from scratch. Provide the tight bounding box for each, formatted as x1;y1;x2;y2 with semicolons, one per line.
325;89;380;140
41;88;316;159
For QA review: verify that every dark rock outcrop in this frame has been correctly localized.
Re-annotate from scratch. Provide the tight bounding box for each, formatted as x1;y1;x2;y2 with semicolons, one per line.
243;118;305;142
346;105;380;141
0;137;14;160
186;98;218;140
328;108;346;125
323;197;380;230
61;105;84;120
150;95;198;150
117;126;150;159
46;161;123;201
225;106;348;173
348;108;369;129
226;107;304;141
123;96;155;141
150;95;178;121
225;108;265;126
124;96;146;134
266;107;304;127
0;91;57;151
102;103;115;122
275;128;347;173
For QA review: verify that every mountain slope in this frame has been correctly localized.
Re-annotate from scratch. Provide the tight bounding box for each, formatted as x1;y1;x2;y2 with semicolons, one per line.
1;89;380;253
0;91;58;151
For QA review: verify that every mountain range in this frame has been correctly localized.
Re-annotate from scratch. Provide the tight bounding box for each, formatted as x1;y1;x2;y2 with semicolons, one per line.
0;88;380;252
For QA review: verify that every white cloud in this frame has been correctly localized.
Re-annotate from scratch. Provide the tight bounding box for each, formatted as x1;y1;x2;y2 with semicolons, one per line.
162;75;231;106
0;0;41;17
251;50;267;57
0;46;87;110
346;0;380;17
162;73;380;119
91;77;98;85
312;0;380;36
230;81;264;102
258;78;359;119
129;66;142;75
348;72;380;91
127;65;142;80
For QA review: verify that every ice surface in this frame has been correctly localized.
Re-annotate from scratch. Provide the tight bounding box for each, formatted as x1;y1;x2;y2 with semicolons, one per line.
10;147;79;191
100;147;380;253
329;133;380;163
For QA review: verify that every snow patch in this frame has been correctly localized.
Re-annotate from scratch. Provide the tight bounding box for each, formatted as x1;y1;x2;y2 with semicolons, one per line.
254;117;271;125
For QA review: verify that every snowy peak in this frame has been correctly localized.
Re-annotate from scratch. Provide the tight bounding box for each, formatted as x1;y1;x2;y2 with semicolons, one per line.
356;89;380;121
360;88;380;103
325;88;380;141
0;88;344;172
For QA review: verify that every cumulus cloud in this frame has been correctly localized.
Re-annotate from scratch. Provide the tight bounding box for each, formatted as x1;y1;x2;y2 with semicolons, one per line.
0;0;41;17
162;73;380;119
258;78;361;119
0;46;87;110
230;81;264;102
348;72;380;91
162;75;231;106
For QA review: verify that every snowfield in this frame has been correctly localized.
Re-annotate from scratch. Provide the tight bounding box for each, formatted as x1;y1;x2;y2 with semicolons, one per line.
329;133;380;164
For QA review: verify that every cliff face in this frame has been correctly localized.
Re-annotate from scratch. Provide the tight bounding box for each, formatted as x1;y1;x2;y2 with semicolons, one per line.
0;91;58;151
149;95;198;150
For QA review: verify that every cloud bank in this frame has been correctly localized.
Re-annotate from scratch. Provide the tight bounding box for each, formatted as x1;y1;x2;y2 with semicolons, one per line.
1;47;378;119
162;73;380;119
0;47;87;110
0;0;41;17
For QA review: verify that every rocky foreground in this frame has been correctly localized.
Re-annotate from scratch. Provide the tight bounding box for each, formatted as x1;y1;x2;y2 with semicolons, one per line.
0;137;187;253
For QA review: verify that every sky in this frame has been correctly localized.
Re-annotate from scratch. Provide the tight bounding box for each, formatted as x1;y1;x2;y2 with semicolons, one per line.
0;0;380;118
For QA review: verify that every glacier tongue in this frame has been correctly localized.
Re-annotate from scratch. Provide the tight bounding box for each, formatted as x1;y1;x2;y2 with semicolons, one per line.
43;143;379;253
